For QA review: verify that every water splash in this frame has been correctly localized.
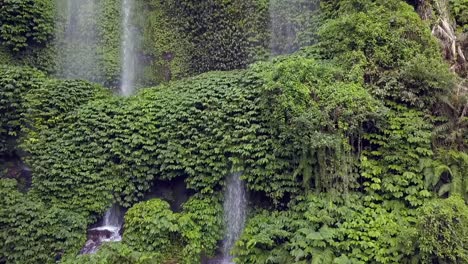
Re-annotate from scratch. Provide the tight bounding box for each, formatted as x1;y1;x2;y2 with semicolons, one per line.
120;0;136;96
55;0;102;83
81;204;123;254
220;172;247;263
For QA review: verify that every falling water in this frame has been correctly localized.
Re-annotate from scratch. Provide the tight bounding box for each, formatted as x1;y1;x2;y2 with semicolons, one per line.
269;0;297;56
269;0;318;56
219;172;247;264
55;0;102;83
120;0;136;96
81;204;123;254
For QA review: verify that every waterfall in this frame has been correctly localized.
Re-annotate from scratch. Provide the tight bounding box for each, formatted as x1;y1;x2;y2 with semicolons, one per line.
268;0;318;56
55;0;102;83
81;204;123;254
219;172;247;263
269;0;297;56
120;0;136;96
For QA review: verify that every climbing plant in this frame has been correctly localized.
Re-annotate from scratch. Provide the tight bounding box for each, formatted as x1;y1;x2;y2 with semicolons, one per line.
361;104;434;206
0;0;54;51
0;179;87;264
0;65;45;155
416;195;468;263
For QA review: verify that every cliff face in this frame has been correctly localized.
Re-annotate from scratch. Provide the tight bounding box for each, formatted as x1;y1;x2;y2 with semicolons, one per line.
413;0;467;76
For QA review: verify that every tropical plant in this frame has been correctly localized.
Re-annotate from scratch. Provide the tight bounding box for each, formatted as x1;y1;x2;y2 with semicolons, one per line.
421;150;468;201
361;104;433;206
416;195;468;263
433;79;468;150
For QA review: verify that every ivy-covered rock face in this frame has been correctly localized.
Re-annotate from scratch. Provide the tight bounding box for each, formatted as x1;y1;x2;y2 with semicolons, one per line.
0;0;54;51
1;0;468;263
0;65;108;156
23;55;384;216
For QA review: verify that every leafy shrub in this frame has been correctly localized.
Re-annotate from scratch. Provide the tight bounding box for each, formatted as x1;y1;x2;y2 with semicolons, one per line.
288;194;416;264
416;196;468;263
124;199;181;254
178;195;224;263
421;150;468;202
0;179;87;264
254;56;381;194
450;0;468;32
123;196;223;263
61;243;163;264
0;65;107;156
361;104;434;206
0;0;54;51
233;210;294;264
0;65;45;155
316;0;453;108
23;79;108;131
234;193;417;264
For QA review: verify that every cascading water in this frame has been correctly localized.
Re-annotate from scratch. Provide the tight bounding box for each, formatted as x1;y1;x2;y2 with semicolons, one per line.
269;0;297;56
269;0;318;56
81;204;123;254
55;0;102;83
219;172;247;264
120;0;136;96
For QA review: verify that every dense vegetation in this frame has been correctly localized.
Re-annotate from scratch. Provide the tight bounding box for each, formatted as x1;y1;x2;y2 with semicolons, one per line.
1;0;467;263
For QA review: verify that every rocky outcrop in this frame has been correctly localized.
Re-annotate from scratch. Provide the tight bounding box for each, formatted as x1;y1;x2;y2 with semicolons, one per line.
414;0;467;75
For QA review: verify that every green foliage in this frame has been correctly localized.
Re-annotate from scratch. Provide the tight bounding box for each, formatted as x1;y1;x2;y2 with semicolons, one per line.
0;0;54;51
96;0;122;87
416;195;468;263
233;210;294;264
124;199;181;254
316;0;453;109
24;68;306;210
133;0;192;86
23;79;108;132
168;0;269;74
234;193;417;264
0;65;106;156
122;195;223;263
450;0;468;32
0;65;45;155
255;56;381;194
178;195;224;263
61;243;163;264
0;65;111;217
361;104;434;206
268;0;320;56
0;179;87;264
432;80;468;150
288;194;416;264
421;150;468;201
1;2;466;263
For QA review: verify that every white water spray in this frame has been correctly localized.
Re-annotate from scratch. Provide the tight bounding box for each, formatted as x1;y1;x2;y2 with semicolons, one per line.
81;204;123;254
219;172;247;263
120;0;136;96
268;0;318;56
56;0;101;83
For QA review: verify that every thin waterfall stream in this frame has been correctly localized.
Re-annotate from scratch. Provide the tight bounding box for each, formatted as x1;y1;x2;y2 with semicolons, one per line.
55;0;101;83
219;172;247;263
81;204;123;254
121;0;136;96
